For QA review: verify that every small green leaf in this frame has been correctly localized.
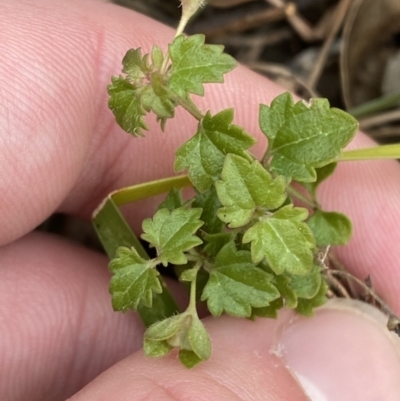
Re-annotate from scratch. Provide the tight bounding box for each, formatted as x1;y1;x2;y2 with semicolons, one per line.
140;75;175;122
275;274;297;308
260;93;358;182
288;265;322;299
216;154;287;228
169;34;237;98
180;266;199;282
122;48;151;81
143;338;173;357
201;242;279;317
175;109;256;192
141;207;203;266
259;92;294;142
144;312;211;366
295;280;328;316
251;298;284;319
187;316;211;361
109;247;162;311
157;188;184;212
107;76;147;137
192;186;224;234
203;232;236;258
307;210;352;246
151;45;164;70
243;205;315;275
179;350;203;368
145;313;188;341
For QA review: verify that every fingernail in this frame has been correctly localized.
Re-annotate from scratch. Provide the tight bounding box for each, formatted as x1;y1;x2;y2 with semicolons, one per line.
279;299;400;401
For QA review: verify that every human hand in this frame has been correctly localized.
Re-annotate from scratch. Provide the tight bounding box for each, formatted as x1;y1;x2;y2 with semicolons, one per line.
1;1;400;400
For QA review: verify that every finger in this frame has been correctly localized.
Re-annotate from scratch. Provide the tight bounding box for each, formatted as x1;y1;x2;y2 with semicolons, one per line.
68;301;400;401
0;232;145;401
0;0;303;241
70;313;310;401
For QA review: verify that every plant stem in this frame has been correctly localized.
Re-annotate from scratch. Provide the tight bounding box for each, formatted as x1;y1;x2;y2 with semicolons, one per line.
287;185;319;209
340;143;400;161
261;147;271;168
165;87;204;120
348;92;400;119
187;261;202;315
160;51;171;75
109;175;191;206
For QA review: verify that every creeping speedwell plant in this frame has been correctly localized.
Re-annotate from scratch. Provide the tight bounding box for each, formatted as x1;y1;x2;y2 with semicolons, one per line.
91;0;399;368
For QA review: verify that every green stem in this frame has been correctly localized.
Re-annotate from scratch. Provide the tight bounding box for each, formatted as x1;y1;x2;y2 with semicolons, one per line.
110;175;191;206
287;185;319;209
348;92;400;119
160;52;170;75
340;143;400;161
261;147;271;169
187;261;202;315
165;87;204;120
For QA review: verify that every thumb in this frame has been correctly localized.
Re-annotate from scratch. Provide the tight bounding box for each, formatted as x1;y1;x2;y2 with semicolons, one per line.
67;299;400;401
281;299;400;400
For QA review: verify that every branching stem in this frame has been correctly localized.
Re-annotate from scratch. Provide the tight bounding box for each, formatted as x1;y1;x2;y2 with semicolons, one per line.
165;87;204;120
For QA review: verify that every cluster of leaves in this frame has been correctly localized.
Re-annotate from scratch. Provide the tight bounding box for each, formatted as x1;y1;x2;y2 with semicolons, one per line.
107;33;358;368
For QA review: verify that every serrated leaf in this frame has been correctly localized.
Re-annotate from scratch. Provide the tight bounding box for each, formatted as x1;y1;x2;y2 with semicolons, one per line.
203;232;236;258
109;247;162;311
260;93;358;182
141;207;203;266
201;242;279;317
157;188;184;212
169;34;237;98
275;274;297;308
107;76;148;137
259;92;295;141
307;210;352;246
251;298;284;319
140;75;175;121
242;205;315;275
175;109;256;192
122;48;151;80
257;260;298;308
295;280;328;316
216;154;287;228
113;47;176;133
287;265;322;299
192;186;224;234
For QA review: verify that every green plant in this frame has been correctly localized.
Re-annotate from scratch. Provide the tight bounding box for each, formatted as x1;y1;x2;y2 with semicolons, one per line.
92;0;400;368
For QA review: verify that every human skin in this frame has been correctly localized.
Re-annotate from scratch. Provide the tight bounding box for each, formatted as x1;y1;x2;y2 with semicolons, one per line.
1;1;400;400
